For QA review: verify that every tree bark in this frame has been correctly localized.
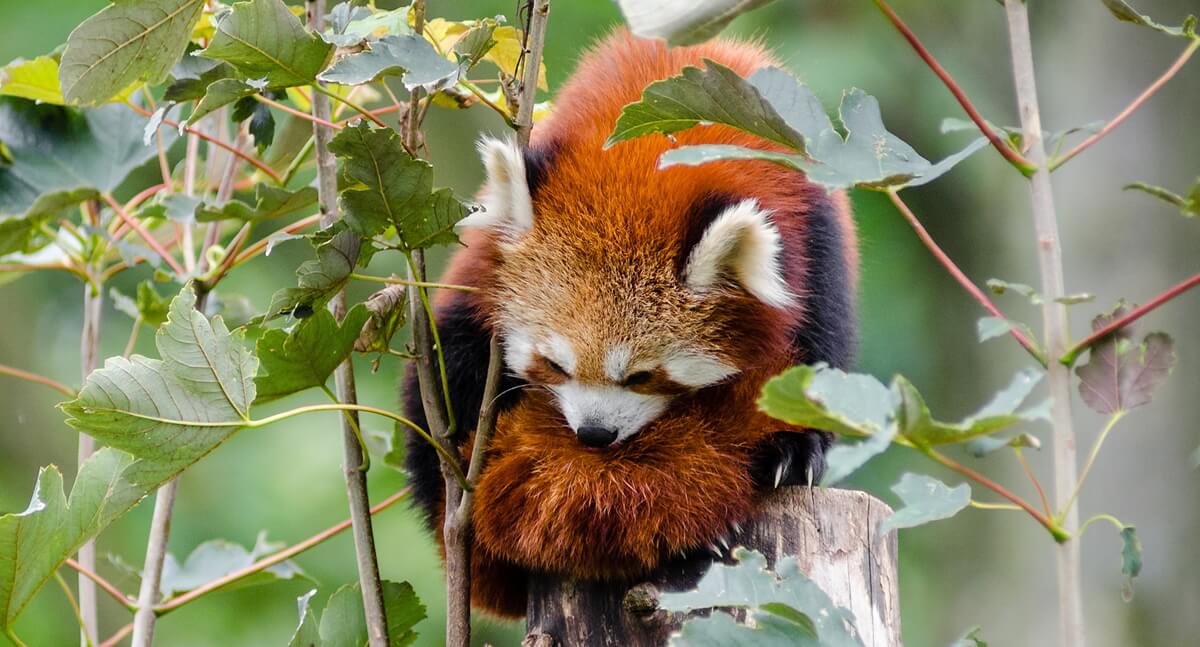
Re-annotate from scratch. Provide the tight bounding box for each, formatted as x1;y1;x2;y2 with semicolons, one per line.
524;487;901;647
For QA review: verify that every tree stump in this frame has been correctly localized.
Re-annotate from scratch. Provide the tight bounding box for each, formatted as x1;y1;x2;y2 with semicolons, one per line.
523;487;901;647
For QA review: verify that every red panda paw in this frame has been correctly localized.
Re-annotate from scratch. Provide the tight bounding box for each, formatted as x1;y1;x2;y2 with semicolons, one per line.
749;430;832;490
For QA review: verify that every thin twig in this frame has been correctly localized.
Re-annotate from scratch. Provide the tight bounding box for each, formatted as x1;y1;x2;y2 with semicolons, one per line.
1060;271;1200;365
63;559;135;611
1051;39;1199;171
98;624;132;647
1014;446;1052;517
157;487;411;613
253;92;343;130
128;102;282;184
1059;411;1125;518
101;193;186;277
873;0;1035;173
54;572;92;647
312;84;389;129
0;363;76;397
887;190;1046;365
349;273;479;292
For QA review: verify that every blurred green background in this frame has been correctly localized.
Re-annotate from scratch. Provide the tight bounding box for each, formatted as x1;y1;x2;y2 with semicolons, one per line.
2;1;1198;645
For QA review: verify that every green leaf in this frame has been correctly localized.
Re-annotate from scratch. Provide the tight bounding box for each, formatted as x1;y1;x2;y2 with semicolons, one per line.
319;35;462;92
976;316;1036;344
964;429;1041;458
163;58;236;102
453;21;499;68
662;547;862;647
1120;525;1142;600
200;0;333;88
1124;179;1199;218
0;56;66;105
879;473;971;534
187;77;265;125
322;4;412;48
195;183;318;222
303;581;425;647
821;417;897;486
1100;0;1196;38
949;626;988;647
328;123;468;247
60;0;205;105
617;0;776;46
61;285;257;461
355;285;408;354
896;369;1045;446
263;229;360;320
606;60;808;153
109;281;170;327
255;304;370;403
1075;308;1177;414
0;97;172;255
759;364;894;438
985;278;1042;305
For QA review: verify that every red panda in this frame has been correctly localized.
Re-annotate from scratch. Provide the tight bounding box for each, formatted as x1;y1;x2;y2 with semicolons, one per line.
403;30;858;618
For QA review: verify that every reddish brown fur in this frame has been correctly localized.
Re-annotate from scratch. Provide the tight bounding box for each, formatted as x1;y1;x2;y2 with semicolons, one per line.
427;31;858;617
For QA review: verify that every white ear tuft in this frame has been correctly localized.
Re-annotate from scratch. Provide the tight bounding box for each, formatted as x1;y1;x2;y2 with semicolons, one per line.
457;136;535;240
683;199;794;308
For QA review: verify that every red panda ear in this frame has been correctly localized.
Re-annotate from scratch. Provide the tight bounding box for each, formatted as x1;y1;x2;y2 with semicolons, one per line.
458;136;534;243
683;199;794;308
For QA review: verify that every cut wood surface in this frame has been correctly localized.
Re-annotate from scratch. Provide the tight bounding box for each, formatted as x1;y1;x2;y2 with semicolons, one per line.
524;487;901;647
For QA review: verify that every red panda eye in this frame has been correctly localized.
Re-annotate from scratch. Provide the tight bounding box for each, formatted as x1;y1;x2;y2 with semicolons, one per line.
545;358;570;377
623;371;653;387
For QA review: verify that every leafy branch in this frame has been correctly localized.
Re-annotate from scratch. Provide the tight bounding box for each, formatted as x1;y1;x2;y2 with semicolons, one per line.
1060;272;1200;366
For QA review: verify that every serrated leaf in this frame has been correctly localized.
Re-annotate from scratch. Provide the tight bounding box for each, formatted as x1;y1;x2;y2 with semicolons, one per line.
0;56;66;105
329;123;468;247
187;77;266;125
625;63;987;189
607;60;808;153
454;22;499;68
255;305;370;403
110;281;170;327
896;369;1045;446
264;229;360;320
617;0;775;46
759;364;895;439
976;316;1036;343
879;473;971;534
60;0;205;105
322;4;411;47
158;532;307;597
1075;309;1176;414
985;278;1042;304
1100;0;1195;38
319;34;461;92
200;0;333;88
62;285;257;461
662;547;862;647
196;183;317;222
309;581;426;647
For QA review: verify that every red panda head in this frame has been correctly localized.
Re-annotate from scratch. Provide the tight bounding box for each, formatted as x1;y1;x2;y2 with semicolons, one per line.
459;136;795;448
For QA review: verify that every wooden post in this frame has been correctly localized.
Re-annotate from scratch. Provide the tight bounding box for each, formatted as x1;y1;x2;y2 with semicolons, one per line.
523;487;901;647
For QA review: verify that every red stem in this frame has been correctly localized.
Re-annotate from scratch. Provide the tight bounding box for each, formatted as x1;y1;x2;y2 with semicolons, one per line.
874;0;1036;173
101;193;187;276
254;93;342;130
0;363;77;397
888;190;1046;365
128;102;283;184
99;623;133;647
63;558;134;609
1060;271;1200;365
1051;39;1199;171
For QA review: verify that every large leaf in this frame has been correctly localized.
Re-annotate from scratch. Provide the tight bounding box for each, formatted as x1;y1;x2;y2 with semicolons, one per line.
328;123;468;247
62;285;257;461
186;77;266;125
289;581;426;647
255;305;370;403
616;0;775;46
263;229;360;320
895;368;1046;446
606;60;808;154
0;97;171;255
821;420;897;487
1075;309;1176;414
59;0;205;105
200;0;333;88
1;57;66;105
878;473;971;534
759;364;894;439
661;548;862;647
319;34;461;92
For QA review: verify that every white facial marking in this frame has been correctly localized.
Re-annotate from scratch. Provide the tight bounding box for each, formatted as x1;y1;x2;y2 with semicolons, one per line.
552;381;669;444
663;350;739;387
604;345;632;383
503;326;535;374
456;136;534;244
683;198;794;308
537;333;577;375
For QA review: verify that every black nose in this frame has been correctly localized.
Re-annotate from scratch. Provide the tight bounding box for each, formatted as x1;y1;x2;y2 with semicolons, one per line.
576;425;618;448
